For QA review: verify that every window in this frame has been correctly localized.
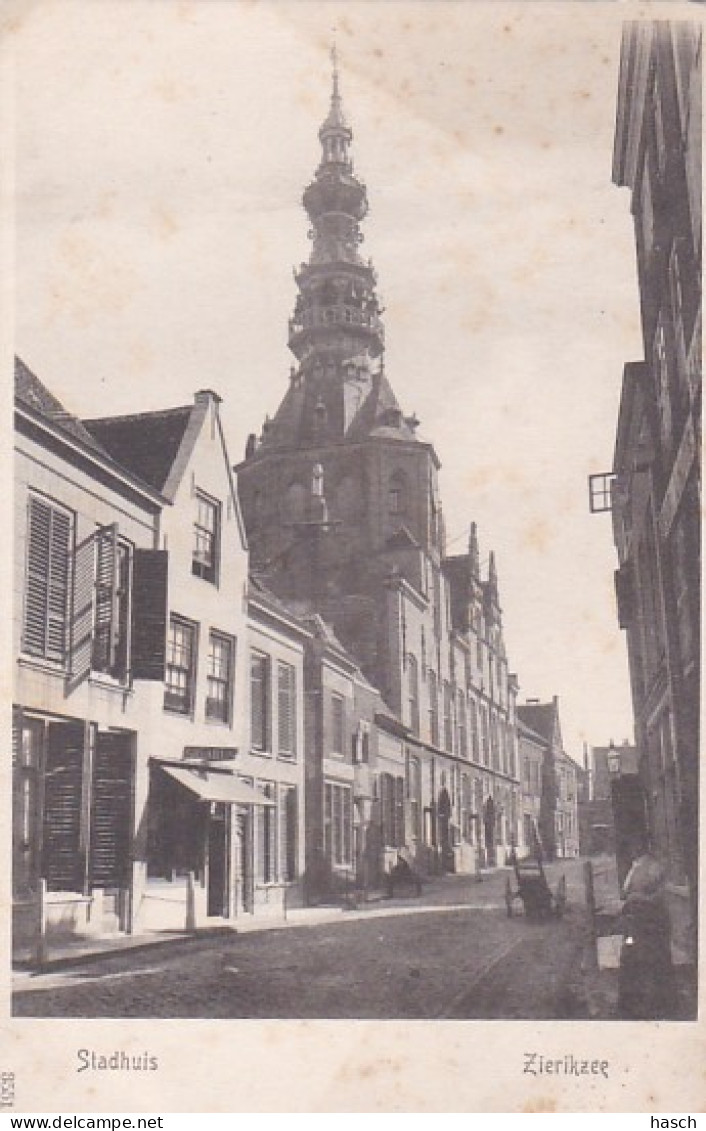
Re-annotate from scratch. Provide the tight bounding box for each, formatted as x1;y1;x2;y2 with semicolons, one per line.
380;773;405;848
92;525;131;681
443;681;454;752
407;754;422;842
331;693;345;755
588;472;616;513
164;616;197;714
324;782;352;867
388;471;407;517
277;661;297;756
458;690;468;758
250;651;270;752
407;655;420;734
640;164;654;256
428;669;439;746
470;699;479;760
279;785;297;882
23;495;72;662
654;314;673;451
206;632;234;723
192;492;220;583
481;706;489;766
361;725;370;763
256;781;276;883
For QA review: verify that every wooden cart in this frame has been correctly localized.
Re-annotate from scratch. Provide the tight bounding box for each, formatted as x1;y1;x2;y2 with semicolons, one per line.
505;855;567;921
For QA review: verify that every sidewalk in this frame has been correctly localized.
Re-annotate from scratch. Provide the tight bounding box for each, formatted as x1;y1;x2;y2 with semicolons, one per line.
14;866;517;976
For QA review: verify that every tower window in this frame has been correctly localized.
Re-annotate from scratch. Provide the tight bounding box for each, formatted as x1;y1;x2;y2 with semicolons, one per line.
389;471;407;517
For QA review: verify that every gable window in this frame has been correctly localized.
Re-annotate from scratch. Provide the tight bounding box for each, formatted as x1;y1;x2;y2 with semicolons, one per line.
164;616;197;714
250;650;271;752
92;525;132;682
23;495;72;663
206;631;234;723
331;693;345;755
192;491;220;583
277;661;297;757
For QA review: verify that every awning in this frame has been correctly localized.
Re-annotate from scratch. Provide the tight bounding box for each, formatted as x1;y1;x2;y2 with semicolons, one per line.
158;764;275;807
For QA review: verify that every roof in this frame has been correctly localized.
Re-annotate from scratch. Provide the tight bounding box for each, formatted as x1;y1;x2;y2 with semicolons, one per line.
15;357;108;456
517;718;549;748
83;405;193;493
516;702;556;745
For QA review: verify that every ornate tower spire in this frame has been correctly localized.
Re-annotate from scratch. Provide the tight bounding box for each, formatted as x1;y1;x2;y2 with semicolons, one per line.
285;49;385;441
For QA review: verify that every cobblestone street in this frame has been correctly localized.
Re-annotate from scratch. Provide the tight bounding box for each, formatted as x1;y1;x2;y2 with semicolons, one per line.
14;864;592;1019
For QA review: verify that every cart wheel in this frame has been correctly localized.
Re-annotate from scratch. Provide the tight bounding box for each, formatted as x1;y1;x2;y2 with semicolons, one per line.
505;875;514;918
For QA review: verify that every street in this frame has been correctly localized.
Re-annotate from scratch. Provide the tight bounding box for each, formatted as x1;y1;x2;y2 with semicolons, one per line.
13;863;592;1020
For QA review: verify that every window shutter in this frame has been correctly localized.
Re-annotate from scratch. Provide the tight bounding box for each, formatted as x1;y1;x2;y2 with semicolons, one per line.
43;722;85;892
90;733;132;888
93;524;118;672
24;498;71;660
251;653;270;750
614;564;635;629
277;663;296;755
131;550;168;681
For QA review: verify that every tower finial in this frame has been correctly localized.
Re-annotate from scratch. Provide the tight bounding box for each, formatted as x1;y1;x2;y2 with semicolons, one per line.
331;39;339;97
469;521;481;579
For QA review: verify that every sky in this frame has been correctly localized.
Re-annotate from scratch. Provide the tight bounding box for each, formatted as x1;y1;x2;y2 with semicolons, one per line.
11;0;669;760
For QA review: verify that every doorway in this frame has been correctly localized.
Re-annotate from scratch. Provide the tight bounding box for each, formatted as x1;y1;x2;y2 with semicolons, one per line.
207;804;228;918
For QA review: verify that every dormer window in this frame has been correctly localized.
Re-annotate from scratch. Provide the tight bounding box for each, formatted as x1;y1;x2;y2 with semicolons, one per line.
192;491;220;583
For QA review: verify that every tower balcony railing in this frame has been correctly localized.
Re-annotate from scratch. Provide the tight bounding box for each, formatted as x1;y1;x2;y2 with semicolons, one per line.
289;306;384;337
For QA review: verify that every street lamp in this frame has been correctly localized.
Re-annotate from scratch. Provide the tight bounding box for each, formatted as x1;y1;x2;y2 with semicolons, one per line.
606;740;622;778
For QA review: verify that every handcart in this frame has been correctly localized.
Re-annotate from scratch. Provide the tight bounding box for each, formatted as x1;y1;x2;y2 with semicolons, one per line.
505;853;566;921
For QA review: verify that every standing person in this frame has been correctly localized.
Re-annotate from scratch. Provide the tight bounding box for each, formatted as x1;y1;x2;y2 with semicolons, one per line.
618;836;677;1018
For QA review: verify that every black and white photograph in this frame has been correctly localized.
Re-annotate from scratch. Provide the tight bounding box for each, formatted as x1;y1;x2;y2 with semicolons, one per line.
5;0;702;1113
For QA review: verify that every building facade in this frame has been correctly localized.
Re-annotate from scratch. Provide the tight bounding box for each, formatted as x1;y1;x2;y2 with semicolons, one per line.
610;21;701;934
516;697;579;861
235;62;522;873
13;360;162;950
13;359;309;956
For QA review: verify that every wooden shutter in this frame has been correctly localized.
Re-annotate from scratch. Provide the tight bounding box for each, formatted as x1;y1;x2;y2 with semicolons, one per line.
277;662;295;755
92;524;118;672
90;733;132;889
131;550;168;681
251;653;269;750
614;564;635;629
43;722;85;892
24;498;71;660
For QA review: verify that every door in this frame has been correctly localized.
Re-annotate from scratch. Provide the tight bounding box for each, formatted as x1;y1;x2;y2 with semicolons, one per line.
207;804;228;917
